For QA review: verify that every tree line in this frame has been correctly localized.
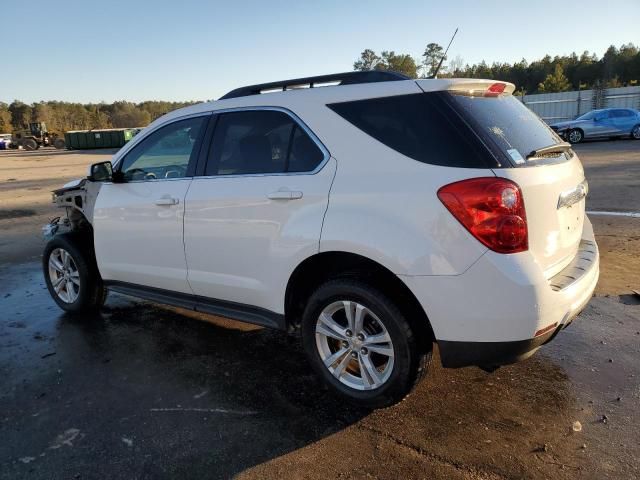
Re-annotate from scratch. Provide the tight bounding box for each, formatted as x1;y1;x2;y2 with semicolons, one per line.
0;100;200;135
2;42;638;135
354;43;640;94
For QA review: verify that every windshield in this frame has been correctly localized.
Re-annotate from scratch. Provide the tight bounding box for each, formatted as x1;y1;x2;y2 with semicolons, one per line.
447;93;564;166
576;111;601;121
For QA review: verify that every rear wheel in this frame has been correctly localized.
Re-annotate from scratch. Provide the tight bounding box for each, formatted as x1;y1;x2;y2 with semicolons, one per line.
301;279;431;408
43;233;106;313
53;138;65;149
23;138;38;150
632;125;640;140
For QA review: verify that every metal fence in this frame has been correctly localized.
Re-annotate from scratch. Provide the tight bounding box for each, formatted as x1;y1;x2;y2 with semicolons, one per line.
519;86;640;124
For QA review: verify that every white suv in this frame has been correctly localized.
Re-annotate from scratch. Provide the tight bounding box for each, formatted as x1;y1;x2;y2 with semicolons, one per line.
43;71;599;407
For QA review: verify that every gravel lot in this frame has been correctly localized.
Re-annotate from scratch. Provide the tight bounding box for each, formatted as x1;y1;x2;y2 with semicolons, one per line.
0;141;639;479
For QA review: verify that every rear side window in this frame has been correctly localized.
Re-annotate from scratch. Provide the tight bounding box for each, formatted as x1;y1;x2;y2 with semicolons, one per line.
327;93;492;168
288;126;325;172
205;110;325;176
612;109;633;118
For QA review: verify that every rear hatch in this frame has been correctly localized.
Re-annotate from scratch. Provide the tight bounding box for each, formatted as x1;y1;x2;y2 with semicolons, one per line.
418;80;587;277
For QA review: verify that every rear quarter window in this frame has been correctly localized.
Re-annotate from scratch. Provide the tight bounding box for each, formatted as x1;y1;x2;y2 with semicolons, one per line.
327;93;494;168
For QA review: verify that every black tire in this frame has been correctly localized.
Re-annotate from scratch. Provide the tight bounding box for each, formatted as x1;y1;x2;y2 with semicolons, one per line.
43;232;106;313
301;279;431;408
53;138;65;149
567;129;583;144
631;124;640;140
23;138;38;151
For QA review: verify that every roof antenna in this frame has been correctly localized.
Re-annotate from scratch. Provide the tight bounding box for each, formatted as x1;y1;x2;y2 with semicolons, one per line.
429;28;458;79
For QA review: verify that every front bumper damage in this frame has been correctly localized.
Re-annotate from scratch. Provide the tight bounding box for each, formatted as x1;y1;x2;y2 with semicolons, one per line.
43;178;101;239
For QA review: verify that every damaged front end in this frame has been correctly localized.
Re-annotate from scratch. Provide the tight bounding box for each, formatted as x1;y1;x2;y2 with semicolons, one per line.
43;177;102;240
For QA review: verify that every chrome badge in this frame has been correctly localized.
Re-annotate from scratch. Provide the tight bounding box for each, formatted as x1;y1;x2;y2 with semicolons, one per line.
557;180;588;209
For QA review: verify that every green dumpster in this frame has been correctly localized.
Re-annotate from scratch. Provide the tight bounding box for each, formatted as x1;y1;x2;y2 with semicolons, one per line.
64;128;137;150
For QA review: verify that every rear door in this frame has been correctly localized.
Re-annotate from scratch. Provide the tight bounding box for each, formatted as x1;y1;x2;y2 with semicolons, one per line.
184;108;335;314
94;115;208;293
610;109;636;135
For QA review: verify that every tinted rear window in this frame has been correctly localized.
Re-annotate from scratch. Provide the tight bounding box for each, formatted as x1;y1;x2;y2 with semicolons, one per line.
448;93;564;165
327;93;493;168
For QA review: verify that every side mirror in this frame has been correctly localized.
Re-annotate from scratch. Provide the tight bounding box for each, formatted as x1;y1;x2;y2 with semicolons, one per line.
87;161;113;182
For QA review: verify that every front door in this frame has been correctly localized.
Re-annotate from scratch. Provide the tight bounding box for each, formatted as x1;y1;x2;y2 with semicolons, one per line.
590;110;617;137
184;109;335;314
94;115;208;293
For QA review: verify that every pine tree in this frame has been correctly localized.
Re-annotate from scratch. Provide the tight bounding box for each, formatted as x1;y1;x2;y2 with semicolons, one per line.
538;64;571;93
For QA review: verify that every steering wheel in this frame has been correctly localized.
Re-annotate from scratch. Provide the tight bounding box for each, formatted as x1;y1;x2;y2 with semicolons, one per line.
123;168;150;181
164;164;187;179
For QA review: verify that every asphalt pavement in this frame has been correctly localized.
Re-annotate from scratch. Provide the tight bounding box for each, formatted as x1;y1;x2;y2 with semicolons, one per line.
0;140;638;479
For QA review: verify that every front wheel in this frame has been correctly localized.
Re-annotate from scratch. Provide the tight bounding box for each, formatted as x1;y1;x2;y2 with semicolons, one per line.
301;279;431;408
632;125;640;140
567;129;583;144
43;233;106;313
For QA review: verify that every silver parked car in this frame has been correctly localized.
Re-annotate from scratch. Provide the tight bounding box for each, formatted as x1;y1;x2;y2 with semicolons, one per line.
550;108;640;144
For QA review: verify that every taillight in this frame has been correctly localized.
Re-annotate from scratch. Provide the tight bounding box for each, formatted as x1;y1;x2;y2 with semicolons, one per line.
484;82;506;97
437;177;528;254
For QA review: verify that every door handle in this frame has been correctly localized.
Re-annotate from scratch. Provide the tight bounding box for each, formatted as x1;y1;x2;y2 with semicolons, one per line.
267;189;303;200
155;196;179;206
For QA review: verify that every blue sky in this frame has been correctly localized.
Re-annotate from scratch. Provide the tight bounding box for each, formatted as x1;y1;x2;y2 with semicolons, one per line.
1;0;639;103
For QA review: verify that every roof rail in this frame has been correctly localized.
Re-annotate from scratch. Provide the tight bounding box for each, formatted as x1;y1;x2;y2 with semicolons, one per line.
219;71;410;100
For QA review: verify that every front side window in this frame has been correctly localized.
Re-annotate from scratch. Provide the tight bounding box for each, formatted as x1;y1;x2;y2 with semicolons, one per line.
120;116;206;181
205;110;324;176
576;111;599;121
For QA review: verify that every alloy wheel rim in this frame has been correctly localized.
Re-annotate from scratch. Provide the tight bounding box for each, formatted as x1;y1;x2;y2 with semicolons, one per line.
48;248;80;303
569;130;581;143
315;300;395;391
633;126;640;139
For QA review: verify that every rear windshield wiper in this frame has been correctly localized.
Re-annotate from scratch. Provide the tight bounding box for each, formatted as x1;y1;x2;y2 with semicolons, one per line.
526;142;572;159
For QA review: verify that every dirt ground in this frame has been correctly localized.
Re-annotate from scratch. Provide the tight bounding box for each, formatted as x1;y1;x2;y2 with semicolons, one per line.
0;141;639;479
0;148;116;265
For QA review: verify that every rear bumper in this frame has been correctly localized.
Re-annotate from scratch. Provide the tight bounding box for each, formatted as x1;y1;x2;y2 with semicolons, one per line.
438;328;557;369
401;217;599;368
